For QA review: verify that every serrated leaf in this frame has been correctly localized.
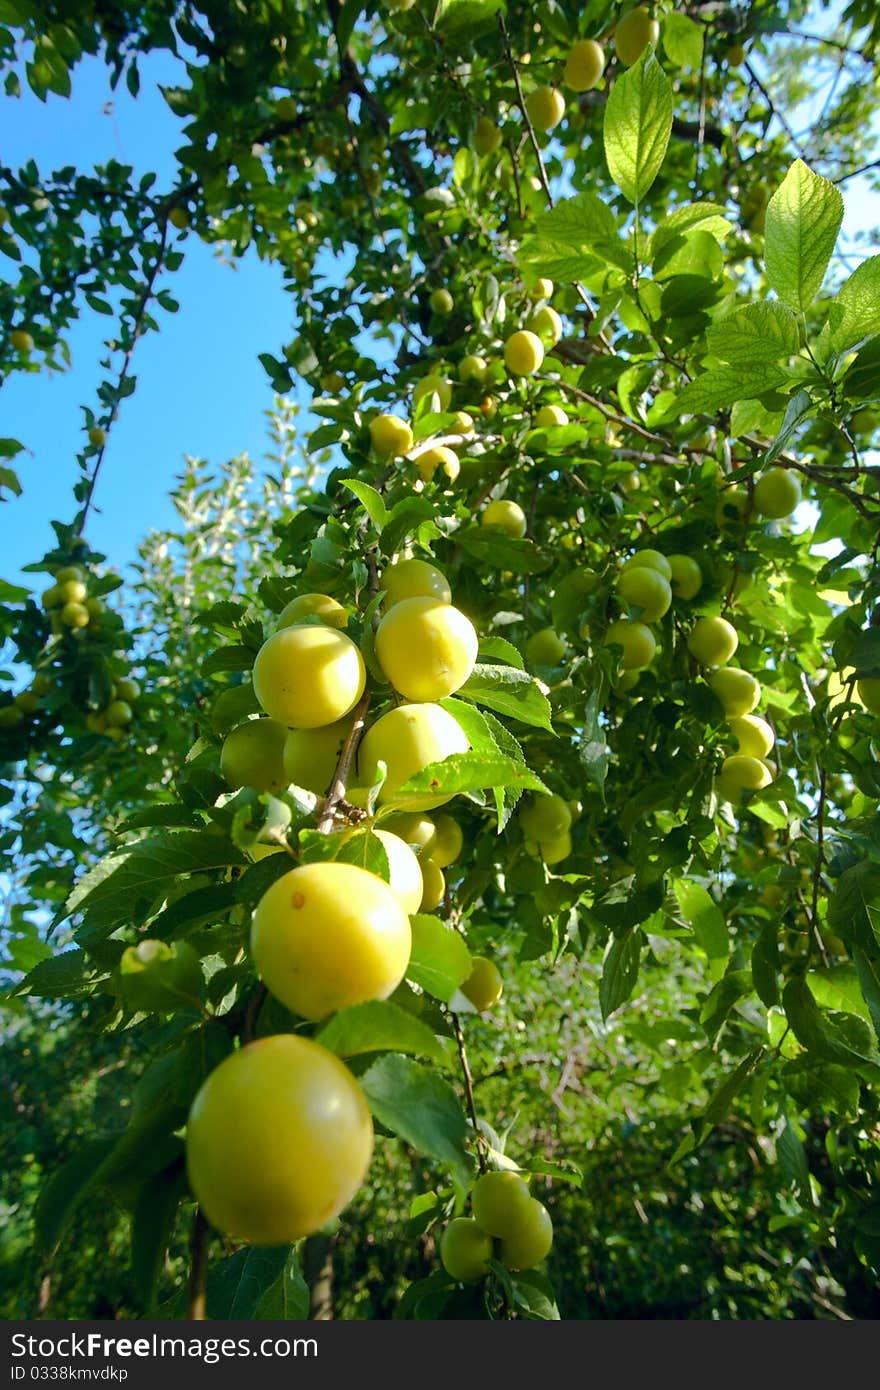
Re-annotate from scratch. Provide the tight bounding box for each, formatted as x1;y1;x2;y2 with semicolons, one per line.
359;1055;471;1187
828;254;880;353
392;751;548;805
650;203;732;261
522;192;630;273
207;1246;291;1320
765;159;843;311
783;1058;860;1117
34;1139;118;1251
706;302;800;365
317;999;449;1065
675;364;788;415
457;663;553;731
700;969;751;1044
439;696;501;756
131;1161;187;1309
408;913;472;1002
603;46;673;205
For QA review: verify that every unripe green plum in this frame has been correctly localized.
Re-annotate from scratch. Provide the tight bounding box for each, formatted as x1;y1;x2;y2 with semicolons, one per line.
115;677;140;702
499;1197;553;1270
88;425;106;448
728;713;775;758
119;938;202;1013
858;678;880;714
440;1218;493;1283
614;6;660;67
41;584;62;609
604;618;656;670
564;38;605;92
186;1035;373;1244
375;597;478;702
382;813;438;859
621;549;672;580
461;955;503;1011
668;553;702;600
519;792;571;841
525;86;566;133
753;468;802;520
413;373;453;410
525;626;567;665
253;626;366;728
55;565;84;585
715;487;750;528
616;566;671;622
11;329;33;353
414;444;460;485
283;716;353;793
533;404;568;429
374;829;424;915
105;699;133;728
59;579;87;605
687;616;738;667
369;413;413;459
0;704;24;727
222;718;288;793
536;829;572;865
381;557;451;607
419;857;446;911
527;305;563;346
708;667;761;716
430;288;454;315
504;330;544;377
481;499;527;537
61;602;90;628
14;690;39;714
473;117;502;156
471;1171;532;1237
251;862;411;1020
428;813;462;867
276;592;348;630
357;703;469;809
715;754;772;802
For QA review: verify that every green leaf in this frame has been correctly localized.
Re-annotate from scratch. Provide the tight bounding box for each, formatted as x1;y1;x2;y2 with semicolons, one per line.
408;913;472;1002
434;0;506;37
603;46;673;205
359;1055;471;1187
828;254;880;353
130;1161;187;1309
700;970;751;1044
34;1139;118;1251
317;999;449;1065
578;687;608;801
521;192;631;273
599;928;642;1019
477;636;524;669
673;880;728;961
675;364;788;415
650;204;732;261
65;831;247;931
706;302;801;365
783;1058;860;1118
776;1118;814;1206
455;528;551;574
701;1048;766;1130
15;948;96;1000
341;478;387;530
458;663;553;731
782;977;880;1075
751;923;780;1007
661;11;704;68
393;752;548;805
438;696;501;756
206;1246;292;1319
764;159;843;311
852;948;880;1040
760;387;814;468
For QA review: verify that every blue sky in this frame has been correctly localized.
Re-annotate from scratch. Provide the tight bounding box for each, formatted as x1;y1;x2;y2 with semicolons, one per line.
1;13;878;593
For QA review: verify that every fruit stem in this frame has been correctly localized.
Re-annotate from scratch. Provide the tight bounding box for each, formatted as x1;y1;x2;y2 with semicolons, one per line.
451;1011;489;1174
316;688;372;834
186;1207;210;1320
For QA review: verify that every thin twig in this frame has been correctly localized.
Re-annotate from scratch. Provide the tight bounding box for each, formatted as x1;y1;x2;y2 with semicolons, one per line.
186;1207;210;1321
451;1012;488;1173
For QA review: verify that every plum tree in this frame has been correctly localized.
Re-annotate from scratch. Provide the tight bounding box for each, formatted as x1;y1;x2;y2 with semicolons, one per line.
250;862;412;1020
185;1035;373;1244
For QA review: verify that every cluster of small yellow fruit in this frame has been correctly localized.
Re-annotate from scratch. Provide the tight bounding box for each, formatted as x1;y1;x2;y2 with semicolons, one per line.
440;1170;553;1284
686;614;777;806
40;563;106;633
602;548;703;685
186;558;508;1245
84;677;140;740
471;6;660;150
